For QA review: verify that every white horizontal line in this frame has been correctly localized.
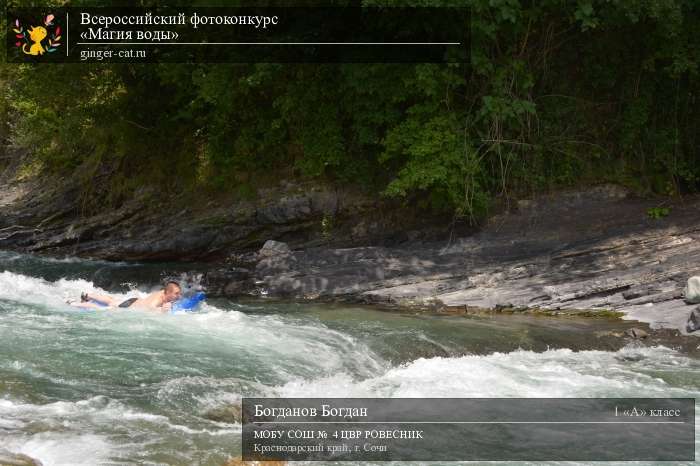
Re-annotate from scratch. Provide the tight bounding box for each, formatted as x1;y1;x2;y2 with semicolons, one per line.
251;421;685;424
76;42;461;45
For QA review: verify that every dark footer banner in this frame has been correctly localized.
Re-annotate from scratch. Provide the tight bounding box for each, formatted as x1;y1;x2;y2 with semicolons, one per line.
242;398;695;461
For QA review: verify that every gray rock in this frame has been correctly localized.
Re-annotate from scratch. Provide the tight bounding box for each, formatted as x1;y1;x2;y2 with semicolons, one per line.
250;185;700;335
256;196;311;224
0;449;43;466
622;285;662;300
203;268;254;297
686;307;700;333
227;252;259;268
203;404;242;424
223;279;253;296
0;176;440;260
258;240;291;257
624;327;648;339
683;276;700;303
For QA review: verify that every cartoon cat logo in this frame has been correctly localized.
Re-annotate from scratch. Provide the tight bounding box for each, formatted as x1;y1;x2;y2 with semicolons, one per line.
24;25;48;55
13;14;61;57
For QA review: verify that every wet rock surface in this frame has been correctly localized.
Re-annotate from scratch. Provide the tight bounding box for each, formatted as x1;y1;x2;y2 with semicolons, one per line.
204;404;243;424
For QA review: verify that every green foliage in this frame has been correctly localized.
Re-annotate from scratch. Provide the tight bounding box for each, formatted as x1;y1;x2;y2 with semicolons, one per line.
1;0;698;221
647;206;671;219
321;213;334;241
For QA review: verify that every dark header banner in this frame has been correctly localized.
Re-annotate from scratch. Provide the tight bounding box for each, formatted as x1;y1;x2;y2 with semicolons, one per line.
6;7;470;63
242;397;695;461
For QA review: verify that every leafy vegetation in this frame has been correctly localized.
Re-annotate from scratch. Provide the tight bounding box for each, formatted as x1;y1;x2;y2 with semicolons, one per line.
647;206;671;219
1;0;698;223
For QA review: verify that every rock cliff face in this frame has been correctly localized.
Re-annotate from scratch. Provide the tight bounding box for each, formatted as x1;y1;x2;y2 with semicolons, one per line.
0;175;454;261
2;171;700;334
206;185;700;334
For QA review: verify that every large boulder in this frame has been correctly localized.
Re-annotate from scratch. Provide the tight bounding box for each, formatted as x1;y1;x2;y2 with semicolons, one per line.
683;276;700;304
258;240;291;257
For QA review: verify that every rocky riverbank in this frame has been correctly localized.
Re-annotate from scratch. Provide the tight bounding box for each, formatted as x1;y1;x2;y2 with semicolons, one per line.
206;184;700;336
2;170;700;336
0;166;454;261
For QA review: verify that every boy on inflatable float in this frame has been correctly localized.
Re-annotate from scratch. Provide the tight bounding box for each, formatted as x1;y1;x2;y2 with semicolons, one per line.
70;281;183;313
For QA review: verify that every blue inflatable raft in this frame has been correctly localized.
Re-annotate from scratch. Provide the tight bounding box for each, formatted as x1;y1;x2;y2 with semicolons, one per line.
85;291;206;313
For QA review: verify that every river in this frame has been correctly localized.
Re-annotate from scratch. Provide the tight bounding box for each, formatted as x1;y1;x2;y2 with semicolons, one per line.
0;251;698;465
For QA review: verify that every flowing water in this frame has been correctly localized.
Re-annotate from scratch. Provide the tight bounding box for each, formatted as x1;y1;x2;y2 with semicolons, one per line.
0;251;698;465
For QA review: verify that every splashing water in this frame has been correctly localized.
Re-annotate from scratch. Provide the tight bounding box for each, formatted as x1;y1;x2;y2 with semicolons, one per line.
0;253;698;465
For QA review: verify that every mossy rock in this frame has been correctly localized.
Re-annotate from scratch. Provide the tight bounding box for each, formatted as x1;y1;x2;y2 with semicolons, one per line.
0;449;43;466
204;404;243;424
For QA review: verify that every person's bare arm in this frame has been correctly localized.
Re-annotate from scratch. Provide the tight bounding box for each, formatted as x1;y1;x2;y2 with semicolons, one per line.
70;301;109;309
85;294;119;306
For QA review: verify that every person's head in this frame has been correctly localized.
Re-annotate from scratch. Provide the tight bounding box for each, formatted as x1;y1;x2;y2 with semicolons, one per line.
163;281;182;303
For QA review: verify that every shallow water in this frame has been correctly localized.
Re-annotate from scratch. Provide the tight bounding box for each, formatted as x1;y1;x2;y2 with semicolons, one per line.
0;252;698;465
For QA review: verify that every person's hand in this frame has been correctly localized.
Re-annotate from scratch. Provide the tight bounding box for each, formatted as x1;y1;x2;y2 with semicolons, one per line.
161;302;172;311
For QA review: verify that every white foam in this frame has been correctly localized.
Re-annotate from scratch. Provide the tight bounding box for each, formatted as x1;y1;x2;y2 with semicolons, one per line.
0;395;221;465
276;345;700;399
2;269;699;465
0;270;136;309
3;433;113;466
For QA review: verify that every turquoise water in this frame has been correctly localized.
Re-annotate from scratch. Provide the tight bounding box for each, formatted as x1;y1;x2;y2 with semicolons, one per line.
0;251;698;465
